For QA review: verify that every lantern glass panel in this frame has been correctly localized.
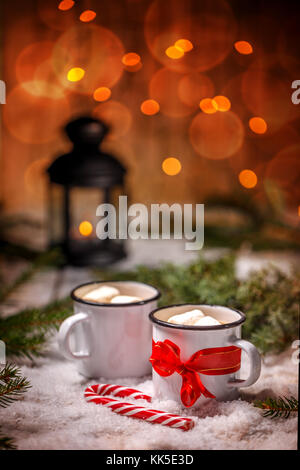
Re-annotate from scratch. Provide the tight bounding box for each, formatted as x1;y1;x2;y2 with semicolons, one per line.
49;182;64;247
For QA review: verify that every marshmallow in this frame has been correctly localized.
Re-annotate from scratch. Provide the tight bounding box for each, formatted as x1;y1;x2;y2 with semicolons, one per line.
167;309;205;325
193;315;221;326
111;295;142;304
83;285;120;303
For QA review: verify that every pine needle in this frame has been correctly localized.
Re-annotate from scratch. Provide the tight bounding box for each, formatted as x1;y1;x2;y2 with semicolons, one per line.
254;396;298;419
0;363;31;408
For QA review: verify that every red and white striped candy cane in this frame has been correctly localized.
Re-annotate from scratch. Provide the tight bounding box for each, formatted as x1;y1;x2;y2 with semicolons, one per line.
84;384;194;431
85;383;152;402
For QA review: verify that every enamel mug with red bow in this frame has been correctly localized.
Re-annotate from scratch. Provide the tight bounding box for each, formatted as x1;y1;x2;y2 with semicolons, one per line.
149;304;261;408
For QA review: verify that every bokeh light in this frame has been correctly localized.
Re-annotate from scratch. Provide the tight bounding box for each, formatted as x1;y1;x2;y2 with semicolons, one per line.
265;145;300;202
79;10;97;23
234;41;253;55
79;221;93;237
242;57;299;133
189;111;244;159
162;157;182;175
38;0;75;30
165;46;185;59
93;87;112;102
122;52;141;66
249;117;267;134
67;67;85;82
174;39;193;52
212;95;231;112
199;98;218;114
16;41;55;85
238;169;257;188
53;25;124;93
93;100;132;140
58;0;74;11
3;82;70;144
140;99;160;115
149;67;195;117
145;0;236;73
178;73;214;107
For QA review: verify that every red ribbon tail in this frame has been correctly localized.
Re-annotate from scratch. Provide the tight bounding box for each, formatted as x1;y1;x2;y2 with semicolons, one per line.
180;371;215;407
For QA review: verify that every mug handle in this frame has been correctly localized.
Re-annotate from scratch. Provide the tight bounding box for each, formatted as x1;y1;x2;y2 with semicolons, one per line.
58;312;92;360
227;336;261;388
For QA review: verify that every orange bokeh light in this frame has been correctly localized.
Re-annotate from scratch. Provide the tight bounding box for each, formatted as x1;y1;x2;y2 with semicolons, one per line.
249;117;267;134
122;52;141;66
189;111;244;160
79;221;93;237
93;100;132;140
178;73;214;107
199;98;217;114
67;67;85;82
162;157;182;176
165;45;184;59
234;41;253;55
58;0;74;11
212;95;231;112
149;67;195;118
238;169;258;188
174;39;193;52
53;25;124;93
3;82;70;144
93;87;111;102
140;99;160;115
79;10;97;23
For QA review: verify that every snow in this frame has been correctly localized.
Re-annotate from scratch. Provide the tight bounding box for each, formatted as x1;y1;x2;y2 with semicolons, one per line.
2;339;297;450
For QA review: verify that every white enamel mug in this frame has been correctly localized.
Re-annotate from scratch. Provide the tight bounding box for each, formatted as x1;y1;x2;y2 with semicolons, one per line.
149;304;261;408
58;281;160;379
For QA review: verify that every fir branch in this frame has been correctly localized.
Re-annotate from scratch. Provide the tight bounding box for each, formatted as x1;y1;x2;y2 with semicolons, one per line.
0;432;16;450
254;396;298;419
96;255;300;354
0;297;72;359
0;363;31;407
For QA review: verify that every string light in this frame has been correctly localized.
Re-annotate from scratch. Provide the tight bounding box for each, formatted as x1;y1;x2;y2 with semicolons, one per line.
67;67;85;82
249;117;267;134
93;87;111;102
122;53;141;66
79;221;93;237
79;10;97;22
165;46;184;59
58;0;75;11
174;39;193;52
212;95;231;112
238;169;257;188
199;98;218;114
140;99;160;115
162;157;182;176
234;41;253;55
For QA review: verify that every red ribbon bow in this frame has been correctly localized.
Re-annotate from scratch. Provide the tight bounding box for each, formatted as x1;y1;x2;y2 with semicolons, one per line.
149;339;241;407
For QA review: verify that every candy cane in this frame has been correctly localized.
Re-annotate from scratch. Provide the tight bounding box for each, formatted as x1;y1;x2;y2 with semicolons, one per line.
84;384;194;431
85;383;152;402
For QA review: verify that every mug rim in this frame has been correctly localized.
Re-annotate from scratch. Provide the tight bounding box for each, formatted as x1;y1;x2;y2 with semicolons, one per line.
149;303;246;330
71;280;161;307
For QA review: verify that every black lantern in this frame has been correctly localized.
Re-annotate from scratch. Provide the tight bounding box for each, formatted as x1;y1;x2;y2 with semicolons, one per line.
47;116;127;266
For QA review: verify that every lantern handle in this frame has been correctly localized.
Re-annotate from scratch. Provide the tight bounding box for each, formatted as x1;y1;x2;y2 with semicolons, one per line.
58;312;92;360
